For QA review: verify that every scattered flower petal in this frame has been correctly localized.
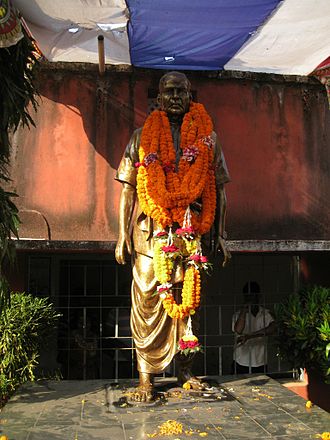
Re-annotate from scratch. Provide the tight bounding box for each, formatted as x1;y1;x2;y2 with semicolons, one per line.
306;400;313;409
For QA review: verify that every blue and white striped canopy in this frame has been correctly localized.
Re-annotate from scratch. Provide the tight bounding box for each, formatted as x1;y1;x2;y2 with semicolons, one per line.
13;0;330;76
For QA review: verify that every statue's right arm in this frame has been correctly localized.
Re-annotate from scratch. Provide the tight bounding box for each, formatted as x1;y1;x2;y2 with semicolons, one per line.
115;182;136;265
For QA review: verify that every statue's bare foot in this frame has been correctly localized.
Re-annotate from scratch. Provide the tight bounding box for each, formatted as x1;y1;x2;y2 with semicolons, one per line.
183;376;211;390
178;369;210;391
129;384;154;402
128;372;155;402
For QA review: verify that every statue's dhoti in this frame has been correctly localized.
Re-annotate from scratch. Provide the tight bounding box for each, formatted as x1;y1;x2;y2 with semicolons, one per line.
130;252;187;374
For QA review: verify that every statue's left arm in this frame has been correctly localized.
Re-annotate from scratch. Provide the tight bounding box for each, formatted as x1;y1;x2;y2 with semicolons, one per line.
216;184;231;267
212;132;231;267
114;129;140;264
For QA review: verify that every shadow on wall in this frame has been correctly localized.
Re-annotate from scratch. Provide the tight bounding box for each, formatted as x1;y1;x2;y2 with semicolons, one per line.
36;70;141;171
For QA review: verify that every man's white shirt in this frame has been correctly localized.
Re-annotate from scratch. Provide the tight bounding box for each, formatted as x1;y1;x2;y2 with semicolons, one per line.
232;306;274;367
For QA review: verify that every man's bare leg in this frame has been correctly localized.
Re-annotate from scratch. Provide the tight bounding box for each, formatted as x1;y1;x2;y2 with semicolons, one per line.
130;372;155;402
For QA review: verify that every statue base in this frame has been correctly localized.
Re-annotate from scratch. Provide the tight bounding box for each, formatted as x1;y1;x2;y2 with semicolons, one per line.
106;378;234;410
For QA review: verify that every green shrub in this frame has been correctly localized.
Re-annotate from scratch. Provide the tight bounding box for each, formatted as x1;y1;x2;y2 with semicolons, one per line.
0;292;60;400
275;285;330;383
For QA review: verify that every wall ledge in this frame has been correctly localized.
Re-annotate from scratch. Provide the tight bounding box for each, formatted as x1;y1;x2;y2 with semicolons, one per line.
13;239;330;253
38;62;321;86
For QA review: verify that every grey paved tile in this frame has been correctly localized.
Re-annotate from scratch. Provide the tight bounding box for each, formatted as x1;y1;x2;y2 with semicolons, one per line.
1;420;37;433
288;409;330;431
0;432;28;440
120;408;187;424
253;412;315;437
236;397;279;416
274;396;330;419
271;437;316;440
1;376;329;440
81;417;122;430
77;425;126;439
27;426;76;439
183;405;243;423
173;422;223;439
209;414;271;439
35;416;80;427
82;413;122;427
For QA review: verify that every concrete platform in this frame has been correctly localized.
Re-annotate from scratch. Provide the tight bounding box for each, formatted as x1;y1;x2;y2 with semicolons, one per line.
0;375;329;439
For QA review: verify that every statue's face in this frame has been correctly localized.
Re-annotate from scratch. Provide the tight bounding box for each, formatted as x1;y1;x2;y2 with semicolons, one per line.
158;75;191;117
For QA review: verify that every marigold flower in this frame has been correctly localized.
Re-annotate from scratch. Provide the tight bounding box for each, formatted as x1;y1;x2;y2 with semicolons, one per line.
158;420;183;436
162;162;175;172
305;400;313;409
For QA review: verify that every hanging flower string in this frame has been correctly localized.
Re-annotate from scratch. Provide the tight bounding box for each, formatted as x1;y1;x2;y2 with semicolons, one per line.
137;102;217;356
178;315;202;355
152;213;213;361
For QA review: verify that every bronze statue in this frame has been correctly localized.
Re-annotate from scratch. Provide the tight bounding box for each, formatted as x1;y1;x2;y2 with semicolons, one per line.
115;71;230;402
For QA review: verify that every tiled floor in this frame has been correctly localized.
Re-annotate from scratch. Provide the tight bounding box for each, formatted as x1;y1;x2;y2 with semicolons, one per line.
0;375;329;439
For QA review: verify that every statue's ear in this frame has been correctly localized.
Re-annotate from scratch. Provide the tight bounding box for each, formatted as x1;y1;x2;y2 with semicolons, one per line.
157;94;161;104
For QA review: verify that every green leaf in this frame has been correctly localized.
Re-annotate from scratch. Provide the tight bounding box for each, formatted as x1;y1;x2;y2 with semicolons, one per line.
326;343;330;359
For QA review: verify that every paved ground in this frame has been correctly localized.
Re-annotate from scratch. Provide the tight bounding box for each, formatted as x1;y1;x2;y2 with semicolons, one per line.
0;375;329;439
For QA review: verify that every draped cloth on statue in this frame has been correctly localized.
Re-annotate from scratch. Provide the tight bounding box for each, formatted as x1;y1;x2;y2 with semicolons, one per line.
116;124;230;373
0;0;23;48
131;252;186;373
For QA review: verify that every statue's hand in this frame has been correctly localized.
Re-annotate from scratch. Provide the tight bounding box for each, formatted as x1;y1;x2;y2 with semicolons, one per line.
115;232;132;265
215;236;231;267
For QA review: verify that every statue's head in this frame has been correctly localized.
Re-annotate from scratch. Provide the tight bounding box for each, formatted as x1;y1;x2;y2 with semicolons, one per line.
158;71;192;118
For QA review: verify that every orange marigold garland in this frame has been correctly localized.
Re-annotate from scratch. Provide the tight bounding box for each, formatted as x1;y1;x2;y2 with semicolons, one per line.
136;102;216;232
137;102;217;357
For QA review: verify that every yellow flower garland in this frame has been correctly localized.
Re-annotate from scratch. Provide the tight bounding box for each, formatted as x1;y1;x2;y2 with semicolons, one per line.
153;233;202;319
153;240;174;284
162;265;201;319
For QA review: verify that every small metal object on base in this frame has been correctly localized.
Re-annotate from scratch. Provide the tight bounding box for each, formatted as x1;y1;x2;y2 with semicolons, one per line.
167;386;221;401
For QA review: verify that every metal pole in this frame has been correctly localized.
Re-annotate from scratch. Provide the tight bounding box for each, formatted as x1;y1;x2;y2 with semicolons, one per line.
98;35;105;76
